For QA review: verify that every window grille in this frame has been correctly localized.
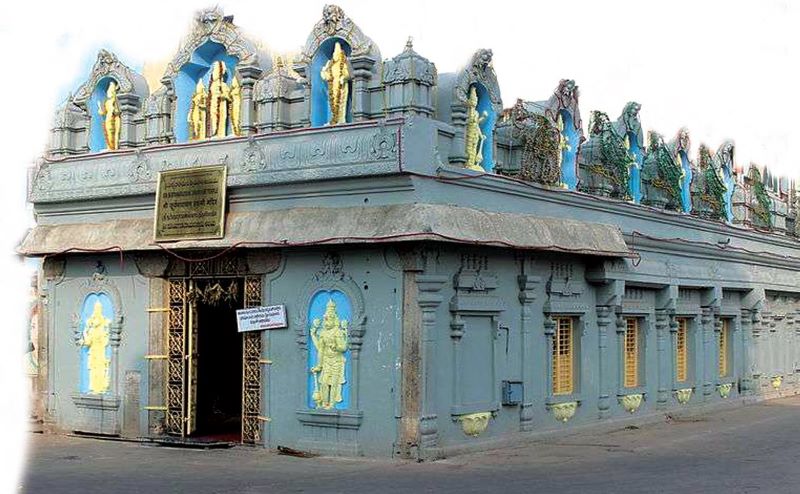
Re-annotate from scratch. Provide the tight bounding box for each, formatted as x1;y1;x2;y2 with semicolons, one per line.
624;318;639;387
552;317;574;395
676;318;688;382
719;319;730;378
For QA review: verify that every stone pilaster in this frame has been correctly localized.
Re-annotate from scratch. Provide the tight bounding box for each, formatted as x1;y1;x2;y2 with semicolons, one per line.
518;273;540;431
118;93;141;148
237;65;263;136
349;55;377;122
700;307;715;398
449;104;468;166
416;273;447;459
596;306;614;418
655;309;673;408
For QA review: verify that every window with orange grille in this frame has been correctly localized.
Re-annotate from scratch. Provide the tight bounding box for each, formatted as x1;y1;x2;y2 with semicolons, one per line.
624;317;639;387
552;317;574;395
719;319;730;377
676;318;688;382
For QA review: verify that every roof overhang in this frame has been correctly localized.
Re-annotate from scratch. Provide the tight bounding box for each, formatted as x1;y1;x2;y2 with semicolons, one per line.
18;203;632;258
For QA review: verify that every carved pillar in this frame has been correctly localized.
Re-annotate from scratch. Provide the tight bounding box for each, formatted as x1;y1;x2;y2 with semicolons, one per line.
700;307;715;398
349;55;376;122
596;306;613;418
740;309;754;394
237;65;263;136
118;93;141;149
449;104;468;166
543;315;556;397
655;309;672;408
417;273;447;459
518;273;540;431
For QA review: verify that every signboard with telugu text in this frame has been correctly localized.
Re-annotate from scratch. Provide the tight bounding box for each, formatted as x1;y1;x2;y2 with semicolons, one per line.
153;165;227;242
236;305;288;332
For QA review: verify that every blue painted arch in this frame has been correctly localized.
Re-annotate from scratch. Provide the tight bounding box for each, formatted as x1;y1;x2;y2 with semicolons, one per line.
560;110;579;189
174;40;238;143
310;37;353;127
88;77;118;152
627;132;644;203
679;151;692;212
78;293;114;394
306;289;352;410
472;83;497;173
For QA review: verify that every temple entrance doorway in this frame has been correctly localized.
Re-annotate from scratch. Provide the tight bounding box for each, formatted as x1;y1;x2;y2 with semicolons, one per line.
193;278;243;441
163;275;264;444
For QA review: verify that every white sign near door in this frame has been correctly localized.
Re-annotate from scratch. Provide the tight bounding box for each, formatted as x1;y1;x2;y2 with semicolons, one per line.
236;305;288;332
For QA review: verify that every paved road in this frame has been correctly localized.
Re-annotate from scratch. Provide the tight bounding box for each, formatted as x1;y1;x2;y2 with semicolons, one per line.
22;396;800;493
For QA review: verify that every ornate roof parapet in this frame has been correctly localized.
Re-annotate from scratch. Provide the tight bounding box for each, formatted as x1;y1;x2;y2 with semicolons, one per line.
49;97;90;157
440;49;502;166
295;5;380;67
577;110;634;200
253;57;303;132
613;102;643;150
494;99;560;186
292;5;381;125
536;79;583;136
48;49;148;156
744;166;774;230
73;49;149;108
144;87;172;145
641;131;683;211
160;7;268;86
382;38;437;118
690;144;727;221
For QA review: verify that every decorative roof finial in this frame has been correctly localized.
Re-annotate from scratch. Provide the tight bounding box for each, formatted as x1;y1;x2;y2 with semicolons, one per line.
405;36;414;51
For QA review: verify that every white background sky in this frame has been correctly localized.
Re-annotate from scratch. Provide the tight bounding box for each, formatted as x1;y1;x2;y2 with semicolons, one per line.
0;0;797;489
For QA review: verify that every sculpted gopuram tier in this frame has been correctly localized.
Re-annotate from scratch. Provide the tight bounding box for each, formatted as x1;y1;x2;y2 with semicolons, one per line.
21;6;800;459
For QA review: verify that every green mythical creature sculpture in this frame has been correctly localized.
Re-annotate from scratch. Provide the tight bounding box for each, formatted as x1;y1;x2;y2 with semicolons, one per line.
310;299;349;409
691;144;727;220
578;110;634;199
502;99;561;186
641;131;683;210
747;166;773;229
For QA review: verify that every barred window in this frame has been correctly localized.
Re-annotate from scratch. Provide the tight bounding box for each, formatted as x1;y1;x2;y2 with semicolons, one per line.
676;318;688;383
552;317;574;395
624;318;639;388
719;319;731;378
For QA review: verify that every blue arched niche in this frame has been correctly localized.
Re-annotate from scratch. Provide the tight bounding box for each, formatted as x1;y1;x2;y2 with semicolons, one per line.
722;166;735;222
78;293;114;394
627;132;644;203
88;77;118;152
472;83;497;173
174;40;238;143
306;289;352;410
560;110;579;189
310;37;353;127
679;150;692;212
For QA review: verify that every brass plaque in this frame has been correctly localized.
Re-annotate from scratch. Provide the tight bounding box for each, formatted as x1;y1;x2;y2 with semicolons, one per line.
154;165;227;242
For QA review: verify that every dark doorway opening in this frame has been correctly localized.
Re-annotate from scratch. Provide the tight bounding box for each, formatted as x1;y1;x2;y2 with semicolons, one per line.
193;279;243;442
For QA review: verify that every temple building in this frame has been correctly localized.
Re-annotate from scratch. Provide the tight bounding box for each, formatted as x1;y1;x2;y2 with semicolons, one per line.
20;6;800;459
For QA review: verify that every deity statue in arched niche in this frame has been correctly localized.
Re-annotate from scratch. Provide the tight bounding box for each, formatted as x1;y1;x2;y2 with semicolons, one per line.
310;299;348;409
320;41;350;125
80;301;111;394
465;86;488;171
97;81;121;150
188;80;207;141
209;61;232;138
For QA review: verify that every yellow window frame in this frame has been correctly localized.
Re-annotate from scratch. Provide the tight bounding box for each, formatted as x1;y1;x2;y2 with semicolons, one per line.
676;318;688;383
624;317;639;388
552;317;574;395
719;319;730;378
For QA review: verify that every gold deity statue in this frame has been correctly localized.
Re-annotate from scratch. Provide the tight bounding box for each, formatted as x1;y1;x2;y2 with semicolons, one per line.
320;42;350;125
209;61;232;138
464;86;488;171
556;113;571;169
188;80;207;141
310;299;348;409
97;81;121;150
230;76;242;136
81;301;111;394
